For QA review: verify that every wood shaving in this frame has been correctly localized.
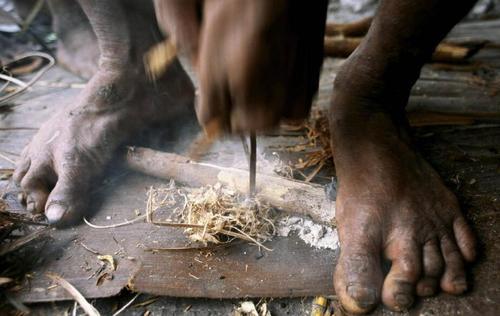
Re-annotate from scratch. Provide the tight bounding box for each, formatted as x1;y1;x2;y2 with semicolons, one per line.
147;182;276;251
97;255;116;271
284;109;333;181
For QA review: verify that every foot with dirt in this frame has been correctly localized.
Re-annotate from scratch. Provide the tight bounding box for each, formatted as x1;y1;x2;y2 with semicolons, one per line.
330;101;476;313
13;0;194;225
329;0;478;312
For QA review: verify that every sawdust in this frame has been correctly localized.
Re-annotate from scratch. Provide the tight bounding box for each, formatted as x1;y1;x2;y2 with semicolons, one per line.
276;216;339;250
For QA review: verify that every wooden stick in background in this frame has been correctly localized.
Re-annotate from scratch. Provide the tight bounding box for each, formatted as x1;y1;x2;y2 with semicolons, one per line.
324;37;479;63
325;17;373;37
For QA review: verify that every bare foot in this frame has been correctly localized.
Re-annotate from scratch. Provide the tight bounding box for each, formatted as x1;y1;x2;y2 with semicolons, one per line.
13;0;195;226
13;60;193;225
329;85;477;313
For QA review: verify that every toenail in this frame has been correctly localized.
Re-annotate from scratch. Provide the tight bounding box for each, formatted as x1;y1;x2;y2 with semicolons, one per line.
347;285;377;308
395;294;413;308
46;203;67;224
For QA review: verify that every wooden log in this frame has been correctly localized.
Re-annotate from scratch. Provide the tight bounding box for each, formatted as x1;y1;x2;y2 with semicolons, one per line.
325;17;373;37
324;37;479;63
323;37;361;58
125;147;335;225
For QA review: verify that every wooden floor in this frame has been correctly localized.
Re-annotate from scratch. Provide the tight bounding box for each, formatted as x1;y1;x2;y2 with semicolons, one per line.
1;19;499;315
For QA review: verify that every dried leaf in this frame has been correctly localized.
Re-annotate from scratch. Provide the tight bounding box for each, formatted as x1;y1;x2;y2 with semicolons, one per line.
97;255;116;271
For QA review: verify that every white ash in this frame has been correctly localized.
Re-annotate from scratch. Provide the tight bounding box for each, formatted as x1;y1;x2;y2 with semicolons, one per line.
276;216;339;250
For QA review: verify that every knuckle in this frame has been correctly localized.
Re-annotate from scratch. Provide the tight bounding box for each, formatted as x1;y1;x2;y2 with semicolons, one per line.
397;259;420;280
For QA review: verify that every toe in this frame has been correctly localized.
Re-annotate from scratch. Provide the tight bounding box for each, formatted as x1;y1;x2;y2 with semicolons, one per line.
382;238;421;311
440;235;467;294
13;158;30;184
416;239;443;297
453;217;476;262
334;242;383;314
45;177;87;226
26;188;50;213
20;170;51;213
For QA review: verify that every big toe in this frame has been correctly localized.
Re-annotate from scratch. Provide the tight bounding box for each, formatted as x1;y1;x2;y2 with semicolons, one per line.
45;179;88;226
334;248;383;314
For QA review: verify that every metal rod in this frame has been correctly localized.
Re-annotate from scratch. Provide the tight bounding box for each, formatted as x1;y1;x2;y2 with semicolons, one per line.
249;132;256;197
239;134;250;164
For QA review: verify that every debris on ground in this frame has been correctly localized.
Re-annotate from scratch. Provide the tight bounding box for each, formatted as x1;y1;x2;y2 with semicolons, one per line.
46;272;101;316
235;300;271;316
97;254;116;271
0;195;49;304
283;108;333;181
146;182;277;251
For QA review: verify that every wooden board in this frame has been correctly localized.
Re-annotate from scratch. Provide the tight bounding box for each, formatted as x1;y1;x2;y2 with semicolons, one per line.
0;18;499;316
3;171;337;302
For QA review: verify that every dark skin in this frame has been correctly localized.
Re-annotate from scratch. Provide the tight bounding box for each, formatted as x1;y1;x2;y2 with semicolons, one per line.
331;1;477;312
13;0;194;224
158;0;477;313
14;0;477;313
155;0;328;133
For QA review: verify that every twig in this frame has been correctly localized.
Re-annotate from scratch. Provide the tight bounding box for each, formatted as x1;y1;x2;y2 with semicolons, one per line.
0;151;16;165
0;73;28;88
112;293;140;316
80;242;101;255
0;78;9;94
131;297;159;308
46;273;100;316
304;161;325;182
0;6;49;50
146;186;153;223
144;246;206;252
151;221;204;228
21;0;44;32
0;227;48;256
221;227;272;252
0;212;49;226
0;150;19;156
83;215;147;229
0;127;38;130
33;81;85;89
0;52;55;105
